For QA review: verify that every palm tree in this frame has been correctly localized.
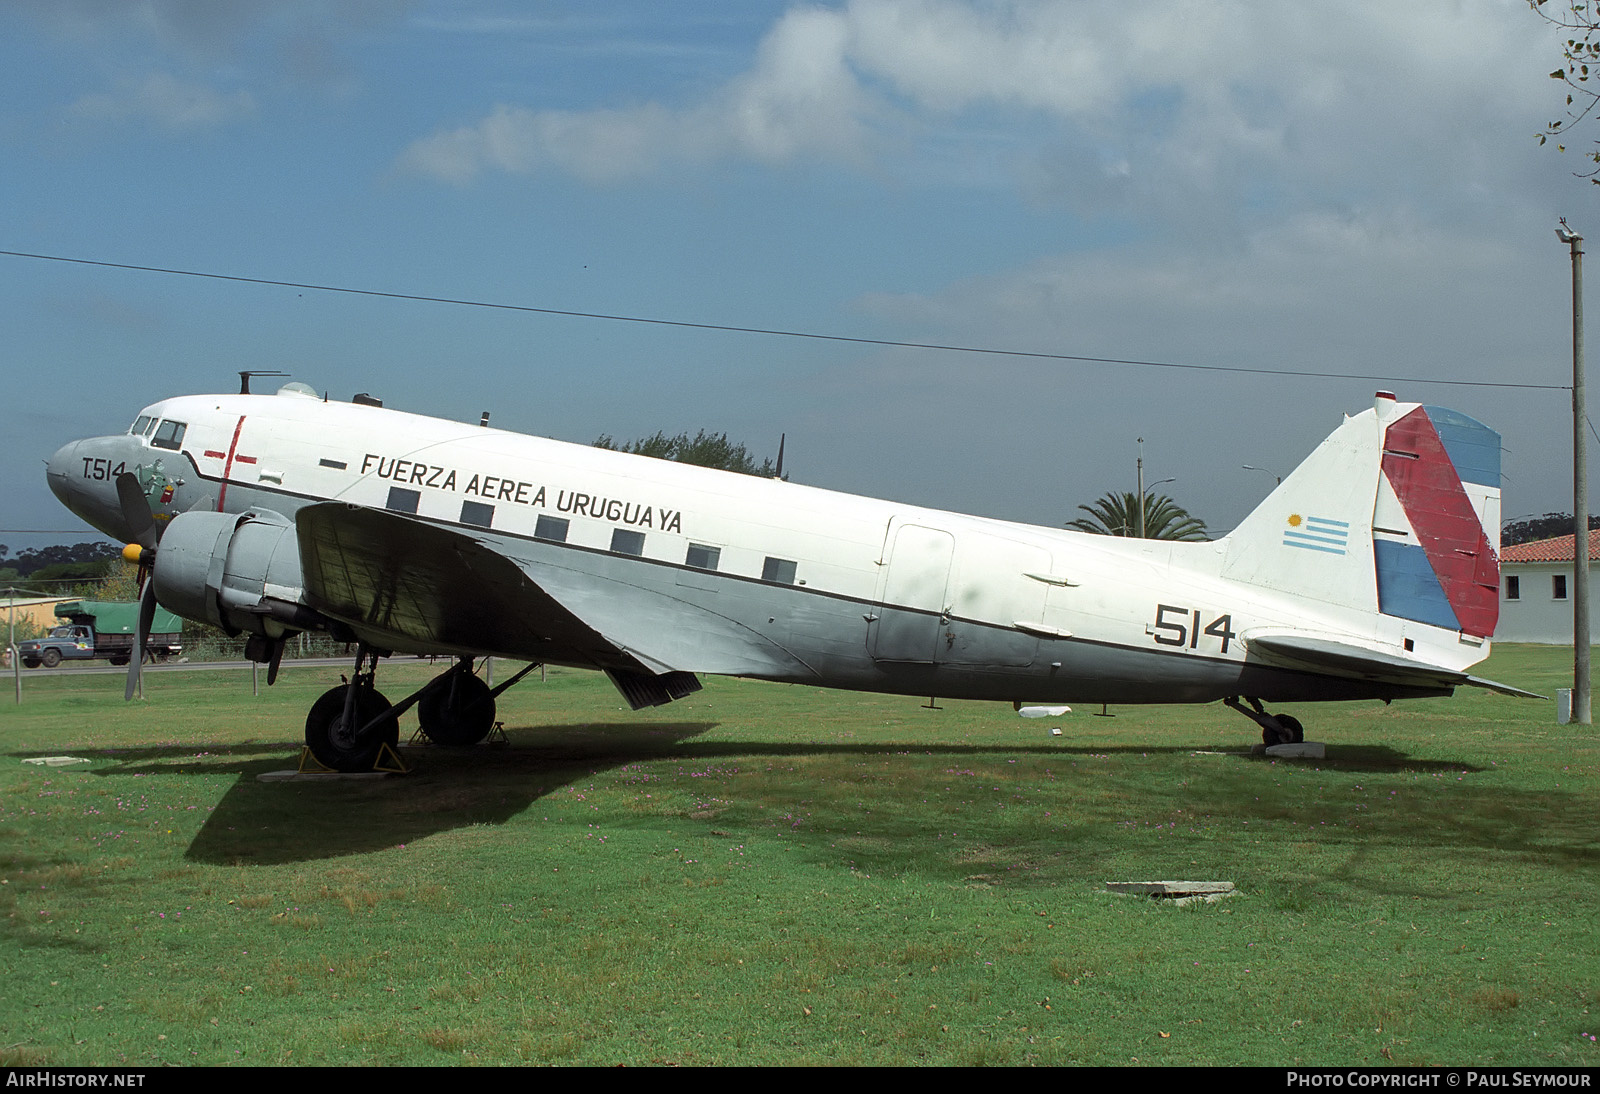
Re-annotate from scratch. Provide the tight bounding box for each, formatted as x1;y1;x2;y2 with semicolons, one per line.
1067;491;1209;541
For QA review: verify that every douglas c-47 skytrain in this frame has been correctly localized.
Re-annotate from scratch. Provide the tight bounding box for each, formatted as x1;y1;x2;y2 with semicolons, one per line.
46;382;1535;772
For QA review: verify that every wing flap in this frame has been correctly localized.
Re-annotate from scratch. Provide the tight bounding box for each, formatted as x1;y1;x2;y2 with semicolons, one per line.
513;556;815;679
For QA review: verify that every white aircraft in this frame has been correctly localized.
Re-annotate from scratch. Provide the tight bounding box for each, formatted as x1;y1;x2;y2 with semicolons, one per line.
46;383;1534;771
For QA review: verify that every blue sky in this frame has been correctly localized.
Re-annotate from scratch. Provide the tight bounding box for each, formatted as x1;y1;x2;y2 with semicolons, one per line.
2;0;1593;551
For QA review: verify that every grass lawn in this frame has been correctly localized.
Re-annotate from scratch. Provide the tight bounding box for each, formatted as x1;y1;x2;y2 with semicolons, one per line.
1;645;1596;1066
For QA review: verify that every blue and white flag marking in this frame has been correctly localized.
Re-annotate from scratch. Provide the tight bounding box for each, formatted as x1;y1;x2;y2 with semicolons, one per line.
1283;516;1350;555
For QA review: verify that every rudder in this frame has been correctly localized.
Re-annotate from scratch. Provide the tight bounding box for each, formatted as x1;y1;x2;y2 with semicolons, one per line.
1371;403;1500;638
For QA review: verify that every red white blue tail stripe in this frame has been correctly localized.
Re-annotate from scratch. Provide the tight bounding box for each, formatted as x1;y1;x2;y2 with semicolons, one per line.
1372;406;1500;638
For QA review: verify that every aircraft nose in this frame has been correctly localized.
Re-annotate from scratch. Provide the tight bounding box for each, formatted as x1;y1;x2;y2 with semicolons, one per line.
46;441;81;505
46;438;132;540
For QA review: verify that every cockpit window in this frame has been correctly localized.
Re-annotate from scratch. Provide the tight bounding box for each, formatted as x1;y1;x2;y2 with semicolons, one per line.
151;420;187;451
131;415;152;436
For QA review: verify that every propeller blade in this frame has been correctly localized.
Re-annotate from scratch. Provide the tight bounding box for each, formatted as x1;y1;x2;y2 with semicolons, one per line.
124;580;157;701
115;472;157;550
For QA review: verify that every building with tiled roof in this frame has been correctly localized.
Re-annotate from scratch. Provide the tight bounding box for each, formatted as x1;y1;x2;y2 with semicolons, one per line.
1497;531;1600;643
1500;529;1600;565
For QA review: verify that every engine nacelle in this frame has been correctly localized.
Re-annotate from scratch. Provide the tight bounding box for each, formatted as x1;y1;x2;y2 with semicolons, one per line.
152;509;326;638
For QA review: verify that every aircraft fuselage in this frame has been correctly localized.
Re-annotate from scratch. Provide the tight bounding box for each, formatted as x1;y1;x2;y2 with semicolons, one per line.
47;387;1492;707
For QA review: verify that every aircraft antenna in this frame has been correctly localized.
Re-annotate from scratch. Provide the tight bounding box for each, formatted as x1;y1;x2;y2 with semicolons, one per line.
238;370;288;395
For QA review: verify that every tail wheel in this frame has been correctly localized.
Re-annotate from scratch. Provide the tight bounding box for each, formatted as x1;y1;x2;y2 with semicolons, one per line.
305;685;398;772
1261;714;1305;747
418;673;495;747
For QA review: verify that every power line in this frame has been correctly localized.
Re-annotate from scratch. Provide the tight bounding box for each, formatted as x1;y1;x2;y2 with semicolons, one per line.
0;247;1569;392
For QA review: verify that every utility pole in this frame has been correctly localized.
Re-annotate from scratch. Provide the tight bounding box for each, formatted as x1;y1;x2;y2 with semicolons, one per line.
1136;438;1144;539
1559;219;1591;724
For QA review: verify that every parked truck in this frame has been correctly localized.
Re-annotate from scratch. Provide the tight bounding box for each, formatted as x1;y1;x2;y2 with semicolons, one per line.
17;599;184;668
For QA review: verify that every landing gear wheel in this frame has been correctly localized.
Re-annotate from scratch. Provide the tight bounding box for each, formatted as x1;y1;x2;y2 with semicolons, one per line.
418;673;495;747
41;648;61;668
1261;714;1305;747
305;684;399;772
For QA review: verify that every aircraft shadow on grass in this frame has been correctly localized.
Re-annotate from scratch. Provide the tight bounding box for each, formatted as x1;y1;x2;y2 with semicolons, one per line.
10;724;1514;867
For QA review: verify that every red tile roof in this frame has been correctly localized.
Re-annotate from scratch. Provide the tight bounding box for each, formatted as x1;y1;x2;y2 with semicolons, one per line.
1501;529;1600;563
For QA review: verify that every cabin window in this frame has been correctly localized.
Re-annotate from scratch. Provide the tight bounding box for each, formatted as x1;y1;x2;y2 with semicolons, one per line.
1504;575;1520;601
1554;574;1569;601
762;556;797;584
385;487;420;514
150;420;186;451
611;529;645;556
460;501;494;529
131;415;152;436
685;543;721;571
535;515;569;542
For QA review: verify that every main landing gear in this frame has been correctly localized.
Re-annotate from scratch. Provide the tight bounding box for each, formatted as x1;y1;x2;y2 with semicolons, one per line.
302;648;544;772
1223;696;1304;747
417;658;497;747
304;645;401;773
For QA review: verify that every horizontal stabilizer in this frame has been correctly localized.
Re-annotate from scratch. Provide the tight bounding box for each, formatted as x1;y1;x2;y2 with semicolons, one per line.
1246;632;1543;700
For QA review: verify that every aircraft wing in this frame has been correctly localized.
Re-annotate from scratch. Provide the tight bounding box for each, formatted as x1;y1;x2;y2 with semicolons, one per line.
1244;632;1544;700
294;502;813;682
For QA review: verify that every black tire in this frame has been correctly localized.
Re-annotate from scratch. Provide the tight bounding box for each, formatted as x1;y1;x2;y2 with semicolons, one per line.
1277;714;1305;744
41;648;61;668
304;685;399;772
109;653;129;667
21;657;40;669
418;673;495;747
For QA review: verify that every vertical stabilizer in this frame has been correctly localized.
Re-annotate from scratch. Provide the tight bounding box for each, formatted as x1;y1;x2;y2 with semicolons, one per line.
1221;396;1501;638
1219;402;1386;612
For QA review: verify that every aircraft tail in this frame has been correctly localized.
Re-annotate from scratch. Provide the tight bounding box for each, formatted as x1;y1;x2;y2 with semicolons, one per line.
1220;393;1501;641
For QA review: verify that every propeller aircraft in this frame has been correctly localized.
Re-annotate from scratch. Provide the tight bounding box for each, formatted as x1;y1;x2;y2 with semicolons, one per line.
45;383;1534;772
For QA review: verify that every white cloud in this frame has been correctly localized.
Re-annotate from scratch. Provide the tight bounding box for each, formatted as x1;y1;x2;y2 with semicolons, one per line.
401;5;877;182
399;0;1555;205
65;72;255;130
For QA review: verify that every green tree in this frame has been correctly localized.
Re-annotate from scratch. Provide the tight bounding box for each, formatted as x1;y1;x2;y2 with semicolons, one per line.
1533;0;1600;181
1067;491;1209;541
1502;512;1600;546
593;429;776;476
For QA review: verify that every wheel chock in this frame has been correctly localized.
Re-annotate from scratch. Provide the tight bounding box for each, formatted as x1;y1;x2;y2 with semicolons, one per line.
373;741;409;774
294;743;409;775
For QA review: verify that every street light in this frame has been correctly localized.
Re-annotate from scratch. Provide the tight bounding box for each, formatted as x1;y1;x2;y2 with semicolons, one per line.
1558;218;1591;724
1242;464;1282;486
